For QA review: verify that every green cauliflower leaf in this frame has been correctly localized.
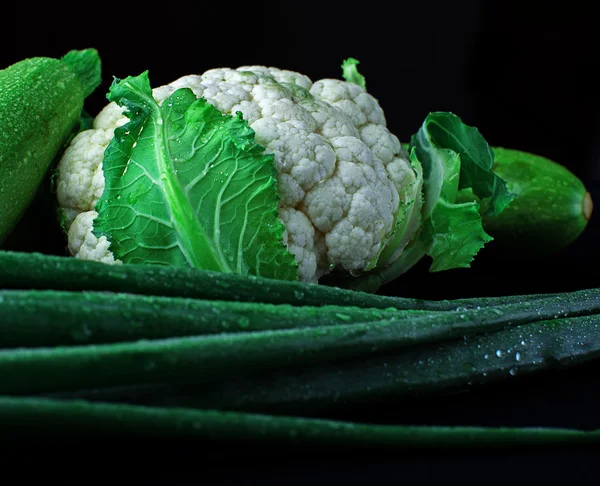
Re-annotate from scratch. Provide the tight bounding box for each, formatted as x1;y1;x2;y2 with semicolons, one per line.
92;71;299;280
408;111;514;272
323;112;514;293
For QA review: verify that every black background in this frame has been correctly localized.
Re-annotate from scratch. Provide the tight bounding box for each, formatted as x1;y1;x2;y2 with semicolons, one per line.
3;1;600;482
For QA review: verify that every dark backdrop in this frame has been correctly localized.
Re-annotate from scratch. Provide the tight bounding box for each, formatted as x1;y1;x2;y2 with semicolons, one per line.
2;2;600;482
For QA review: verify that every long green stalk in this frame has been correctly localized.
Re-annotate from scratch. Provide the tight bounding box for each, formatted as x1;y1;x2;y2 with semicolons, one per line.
131;313;600;414
0;289;414;347
2;286;596;348
0;250;568;310
0;396;598;448
4;291;600;395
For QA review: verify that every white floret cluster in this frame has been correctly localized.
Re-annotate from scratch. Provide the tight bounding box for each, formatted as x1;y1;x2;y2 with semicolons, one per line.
56;64;416;283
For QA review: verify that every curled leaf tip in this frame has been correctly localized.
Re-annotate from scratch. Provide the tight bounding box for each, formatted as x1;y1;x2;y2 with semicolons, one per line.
341;57;366;90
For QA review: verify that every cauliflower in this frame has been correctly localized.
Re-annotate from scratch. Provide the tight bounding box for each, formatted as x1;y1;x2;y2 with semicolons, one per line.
56;62;417;283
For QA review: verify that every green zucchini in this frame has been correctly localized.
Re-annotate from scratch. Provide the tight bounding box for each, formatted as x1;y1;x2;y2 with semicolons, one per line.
3;287;600;395
397;142;592;255
0;396;598;448
0;250;565;310
482;147;593;253
0;49;101;244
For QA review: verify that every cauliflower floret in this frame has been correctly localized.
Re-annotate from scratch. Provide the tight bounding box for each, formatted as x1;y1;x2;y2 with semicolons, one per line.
250;117;336;206
298;97;360;140
56;128;113;228
68;211;122;264
279;207;319;283
303;136;399;271
56;63;416;282
237;65;313;90
359;124;402;166
359;123;414;195
93;102;128;130
310;78;386;127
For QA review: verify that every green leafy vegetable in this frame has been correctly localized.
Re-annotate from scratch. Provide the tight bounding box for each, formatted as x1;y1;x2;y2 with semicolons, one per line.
407;112;515;272
92;71;298;281
341;57;367;90
416;112;514;217
325;112;515;292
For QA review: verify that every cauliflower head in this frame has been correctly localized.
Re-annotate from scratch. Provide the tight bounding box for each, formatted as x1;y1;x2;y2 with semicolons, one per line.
56;64;419;283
